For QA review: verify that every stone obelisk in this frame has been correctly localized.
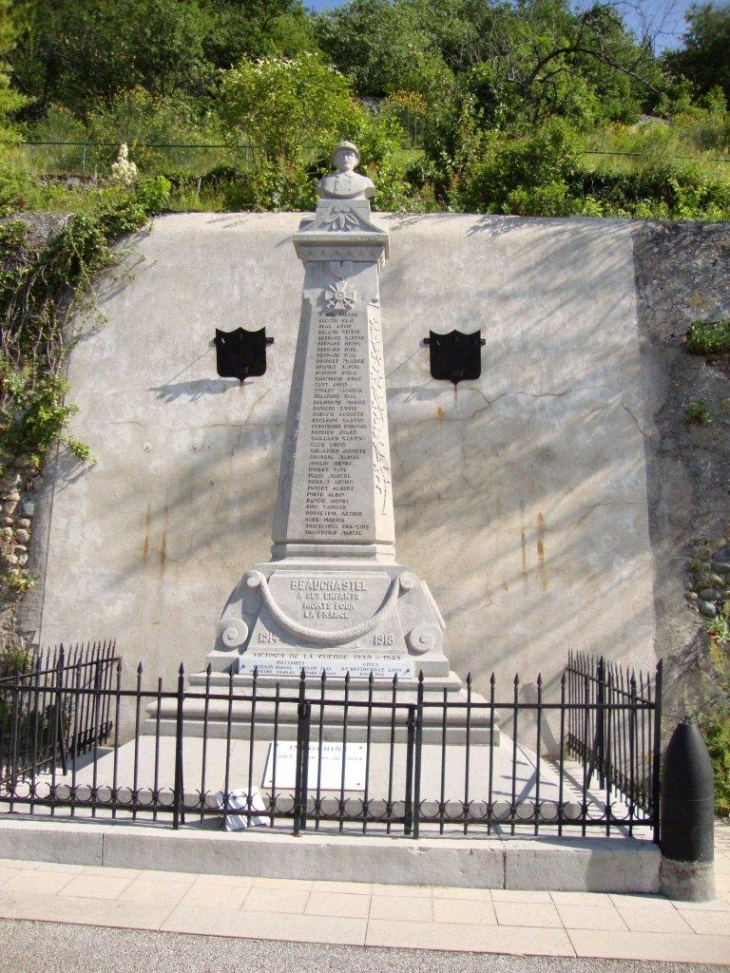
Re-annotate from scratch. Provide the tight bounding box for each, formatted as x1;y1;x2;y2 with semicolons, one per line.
207;144;458;692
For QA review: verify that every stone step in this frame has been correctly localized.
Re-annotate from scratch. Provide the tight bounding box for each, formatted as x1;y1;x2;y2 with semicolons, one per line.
188;669;467;693
146;671;500;743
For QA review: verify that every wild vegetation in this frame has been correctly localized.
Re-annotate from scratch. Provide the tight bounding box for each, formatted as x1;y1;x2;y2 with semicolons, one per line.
0;0;726;219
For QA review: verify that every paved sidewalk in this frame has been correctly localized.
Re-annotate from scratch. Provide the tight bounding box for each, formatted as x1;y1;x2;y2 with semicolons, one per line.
0;828;727;966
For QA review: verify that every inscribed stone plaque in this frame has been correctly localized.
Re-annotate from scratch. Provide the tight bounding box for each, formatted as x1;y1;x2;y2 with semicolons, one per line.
238;650;414;679
286;306;380;543
269;570;390;629
262;742;367;790
245;567;408;657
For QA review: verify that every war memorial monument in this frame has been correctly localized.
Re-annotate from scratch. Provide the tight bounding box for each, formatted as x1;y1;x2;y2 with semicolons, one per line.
208;144;476;697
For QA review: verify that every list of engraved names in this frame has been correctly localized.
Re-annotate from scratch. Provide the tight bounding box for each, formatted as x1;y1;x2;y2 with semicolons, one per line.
303;310;370;539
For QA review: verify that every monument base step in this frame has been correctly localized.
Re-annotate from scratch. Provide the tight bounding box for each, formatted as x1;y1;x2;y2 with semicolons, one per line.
10;736;658;898
30;734;596;823
146;670;499;743
187;670;466;693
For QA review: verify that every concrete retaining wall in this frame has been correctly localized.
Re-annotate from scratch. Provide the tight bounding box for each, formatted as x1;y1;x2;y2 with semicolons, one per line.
32;213;656;702
0;819;661;894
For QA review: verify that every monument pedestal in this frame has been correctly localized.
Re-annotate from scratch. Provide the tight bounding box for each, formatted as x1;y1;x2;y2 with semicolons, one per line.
208;559;451;681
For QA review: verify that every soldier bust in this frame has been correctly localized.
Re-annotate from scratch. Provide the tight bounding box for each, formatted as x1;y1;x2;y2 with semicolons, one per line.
317;141;375;200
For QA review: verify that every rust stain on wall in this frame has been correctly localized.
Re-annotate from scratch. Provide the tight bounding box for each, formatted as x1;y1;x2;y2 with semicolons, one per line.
142;502;151;565
520;501;528;590
537;512;547;590
159;504;168;570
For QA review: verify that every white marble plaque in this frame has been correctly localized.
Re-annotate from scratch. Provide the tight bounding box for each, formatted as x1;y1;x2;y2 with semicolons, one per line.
239;650;414;679
263;742;367;790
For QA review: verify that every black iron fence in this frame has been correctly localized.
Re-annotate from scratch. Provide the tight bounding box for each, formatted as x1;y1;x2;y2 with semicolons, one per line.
566;651;662;831
0;650;662;840
0;641;118;790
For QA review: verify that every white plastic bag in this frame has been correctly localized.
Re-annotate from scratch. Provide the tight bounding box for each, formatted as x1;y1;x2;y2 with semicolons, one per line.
215;786;267;831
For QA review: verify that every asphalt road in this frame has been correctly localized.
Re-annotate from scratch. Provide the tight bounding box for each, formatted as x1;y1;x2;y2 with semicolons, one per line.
0;920;725;973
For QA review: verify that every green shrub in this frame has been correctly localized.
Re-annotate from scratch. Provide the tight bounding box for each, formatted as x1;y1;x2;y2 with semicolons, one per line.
566;158;730;220
699;629;730;817
697;615;730;817
458;120;581;214
701;707;730;816
686;319;730;356
24;107;89;175
218;53;363;170
0;643;33;679
684;399;713;424
1;179;171;480
502;182;579;218
0;164;36;216
216;54;407;212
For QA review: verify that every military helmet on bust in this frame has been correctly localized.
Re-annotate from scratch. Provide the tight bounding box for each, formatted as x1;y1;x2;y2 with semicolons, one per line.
332;141;360;163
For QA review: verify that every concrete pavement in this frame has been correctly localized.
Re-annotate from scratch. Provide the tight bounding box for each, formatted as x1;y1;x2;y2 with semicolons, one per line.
0;823;726;967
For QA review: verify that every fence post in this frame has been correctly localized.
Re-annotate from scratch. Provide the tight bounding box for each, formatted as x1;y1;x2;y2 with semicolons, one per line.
413;672;424;840
90;657;102;746
660;720;715;901
651;660;663;844
404;705;416;836
595;657;606;787
172;665;185;830
586;657;605;790
7;674;20;805
55;647;68;776
293;697;311;836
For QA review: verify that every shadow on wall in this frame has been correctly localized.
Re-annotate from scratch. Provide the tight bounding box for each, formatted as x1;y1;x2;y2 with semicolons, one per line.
151;378;241;403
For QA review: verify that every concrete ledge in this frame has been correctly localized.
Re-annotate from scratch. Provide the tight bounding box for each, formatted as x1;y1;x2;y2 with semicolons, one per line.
0;817;660;893
505;837;661;894
0;818;104;867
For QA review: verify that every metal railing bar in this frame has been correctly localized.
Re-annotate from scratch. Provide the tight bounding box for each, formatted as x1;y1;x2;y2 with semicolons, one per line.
314;672;326;832
338;672;350;836
363;672;374;835
464;673;472;836
269;679;282;829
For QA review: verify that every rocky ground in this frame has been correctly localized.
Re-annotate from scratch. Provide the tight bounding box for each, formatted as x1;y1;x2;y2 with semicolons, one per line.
0;212;70;658
633;221;730;719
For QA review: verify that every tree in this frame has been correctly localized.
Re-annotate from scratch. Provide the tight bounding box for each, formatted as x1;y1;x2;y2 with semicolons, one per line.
218;53;363;167
316;0;664;131
0;0;27;143
665;3;730;104
10;0;220;117
314;0;456;101
455;0;664;129
202;0;315;68
10;0;318;119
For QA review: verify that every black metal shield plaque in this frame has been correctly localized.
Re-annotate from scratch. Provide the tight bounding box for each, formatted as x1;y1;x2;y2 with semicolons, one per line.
215;327;269;382
427;330;484;384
